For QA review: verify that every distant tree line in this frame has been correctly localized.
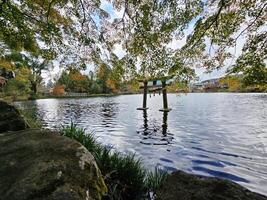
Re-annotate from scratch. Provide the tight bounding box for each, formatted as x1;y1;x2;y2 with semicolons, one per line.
52;62;140;95
219;74;267;92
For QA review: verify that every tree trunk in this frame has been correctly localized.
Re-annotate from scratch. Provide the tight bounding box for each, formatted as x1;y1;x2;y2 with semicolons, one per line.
30;81;37;94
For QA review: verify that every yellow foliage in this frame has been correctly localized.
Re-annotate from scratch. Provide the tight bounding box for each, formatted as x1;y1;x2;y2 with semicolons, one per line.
106;78;118;92
129;81;139;92
167;82;189;93
97;63;110;81
69;71;87;81
0;59;13;70
0;59;31;85
219;76;242;92
15;67;31;83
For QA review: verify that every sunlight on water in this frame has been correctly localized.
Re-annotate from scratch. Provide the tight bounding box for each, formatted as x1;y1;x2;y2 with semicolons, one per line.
16;93;267;195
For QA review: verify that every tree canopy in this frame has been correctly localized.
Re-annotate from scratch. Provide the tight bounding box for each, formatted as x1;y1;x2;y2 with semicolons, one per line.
108;0;266;81
0;0;266;85
0;0;109;66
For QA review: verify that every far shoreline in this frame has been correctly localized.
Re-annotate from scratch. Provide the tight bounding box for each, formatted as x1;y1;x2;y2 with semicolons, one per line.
2;91;267;103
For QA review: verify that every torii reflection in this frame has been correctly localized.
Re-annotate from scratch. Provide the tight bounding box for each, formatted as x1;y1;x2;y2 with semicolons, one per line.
138;110;173;145
162;111;168;136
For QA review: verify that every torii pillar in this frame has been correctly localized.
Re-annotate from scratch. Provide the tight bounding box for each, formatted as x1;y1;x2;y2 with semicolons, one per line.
137;80;148;110
159;80;172;112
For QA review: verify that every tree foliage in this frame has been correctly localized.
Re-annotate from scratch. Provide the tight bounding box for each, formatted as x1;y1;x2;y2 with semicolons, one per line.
179;0;267;82
0;0;266;87
0;58;32;98
106;0;204;79
57;68;90;93
107;0;266;83
3;52;52;95
0;0;109;66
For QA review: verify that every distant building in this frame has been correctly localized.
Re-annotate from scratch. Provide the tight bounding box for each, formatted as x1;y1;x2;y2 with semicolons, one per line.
190;74;244;92
202;78;220;91
191;78;221;92
191;82;204;90
201;78;220;86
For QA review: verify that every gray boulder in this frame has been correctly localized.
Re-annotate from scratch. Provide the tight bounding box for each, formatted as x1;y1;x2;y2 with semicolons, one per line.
156;170;267;200
0;101;29;133
0;129;107;200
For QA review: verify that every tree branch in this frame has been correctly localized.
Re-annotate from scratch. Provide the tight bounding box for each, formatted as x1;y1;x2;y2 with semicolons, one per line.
47;0;55;23
79;0;86;32
190;0;225;48
234;2;267;41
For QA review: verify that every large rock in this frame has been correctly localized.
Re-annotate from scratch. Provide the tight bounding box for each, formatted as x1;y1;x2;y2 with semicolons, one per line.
0;101;29;133
0;129;107;200
156;171;267;200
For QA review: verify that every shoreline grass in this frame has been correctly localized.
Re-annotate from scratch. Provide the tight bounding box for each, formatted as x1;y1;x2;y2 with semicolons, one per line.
60;122;168;200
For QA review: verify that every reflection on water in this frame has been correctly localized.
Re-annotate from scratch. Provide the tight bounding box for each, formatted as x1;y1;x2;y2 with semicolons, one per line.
162;111;168;136
138;110;173;145
100;102;118;129
15;93;267;195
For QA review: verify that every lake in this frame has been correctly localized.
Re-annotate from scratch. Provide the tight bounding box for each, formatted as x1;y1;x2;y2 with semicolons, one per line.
16;93;267;195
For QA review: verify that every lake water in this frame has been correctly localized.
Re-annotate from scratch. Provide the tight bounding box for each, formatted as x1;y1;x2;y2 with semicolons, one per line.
16;93;267;195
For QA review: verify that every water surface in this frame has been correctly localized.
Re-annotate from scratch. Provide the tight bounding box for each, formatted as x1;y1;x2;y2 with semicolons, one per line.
16;93;267;195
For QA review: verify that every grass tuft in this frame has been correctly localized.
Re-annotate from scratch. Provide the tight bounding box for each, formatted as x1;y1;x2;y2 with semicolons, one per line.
60;122;168;200
145;168;168;192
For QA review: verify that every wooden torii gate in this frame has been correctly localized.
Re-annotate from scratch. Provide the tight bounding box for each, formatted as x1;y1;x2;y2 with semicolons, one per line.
137;76;173;112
